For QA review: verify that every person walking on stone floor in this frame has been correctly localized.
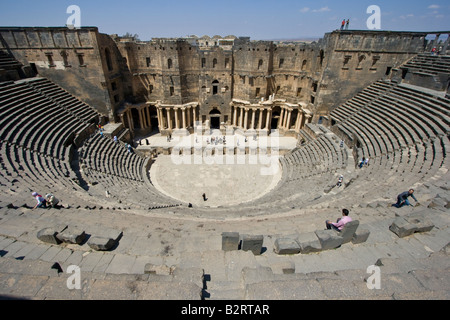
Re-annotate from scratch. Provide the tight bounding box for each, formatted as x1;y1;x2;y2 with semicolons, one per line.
345;19;350;30
326;209;352;232
341;19;346;30
393;189;418;208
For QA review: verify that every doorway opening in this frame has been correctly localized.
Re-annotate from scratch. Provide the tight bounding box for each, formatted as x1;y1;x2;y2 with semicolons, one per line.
209;108;221;129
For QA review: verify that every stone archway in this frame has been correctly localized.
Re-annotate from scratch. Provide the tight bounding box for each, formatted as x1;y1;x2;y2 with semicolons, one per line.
209;108;221;129
271;107;281;130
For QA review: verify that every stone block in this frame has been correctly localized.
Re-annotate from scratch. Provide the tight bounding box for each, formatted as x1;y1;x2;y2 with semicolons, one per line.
389;217;416;238
352;228;370;244
221;232;240;251
241;235;264;255
314;230;343;250
37;227;63;245
335;220;359;244
56;227;86;245
87;236;117;251
297;232;322;254
273;238;301;255
406;214;434;234
389;213;434;238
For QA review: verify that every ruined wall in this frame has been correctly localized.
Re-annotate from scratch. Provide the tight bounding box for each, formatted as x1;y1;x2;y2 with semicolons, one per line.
0;27;114;118
96;32;132;121
315;30;427;120
1;27;435;127
232;40;273;103
117;36;322;125
271;42;323;106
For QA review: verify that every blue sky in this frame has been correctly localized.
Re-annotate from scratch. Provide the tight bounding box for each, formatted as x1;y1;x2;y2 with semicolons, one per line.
1;0;449;40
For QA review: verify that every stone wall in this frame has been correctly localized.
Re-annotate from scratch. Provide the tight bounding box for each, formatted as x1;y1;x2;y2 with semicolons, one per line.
0;27;115;118
315;30;429;120
2;26;443;132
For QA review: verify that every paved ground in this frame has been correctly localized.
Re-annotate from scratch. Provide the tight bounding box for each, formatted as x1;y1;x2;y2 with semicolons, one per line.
0;195;448;300
150;155;282;207
135;130;298;152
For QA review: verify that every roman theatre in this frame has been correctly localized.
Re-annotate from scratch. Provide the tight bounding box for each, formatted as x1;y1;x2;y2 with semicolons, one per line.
0;26;449;300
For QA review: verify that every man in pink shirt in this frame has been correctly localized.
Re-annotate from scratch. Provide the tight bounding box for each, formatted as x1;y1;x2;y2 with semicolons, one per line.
326;209;352;232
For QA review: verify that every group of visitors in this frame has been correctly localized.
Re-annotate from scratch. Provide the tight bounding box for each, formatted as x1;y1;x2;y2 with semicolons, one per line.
431;46;444;56
325;189;419;233
31;192;60;210
340;19;350;30
207;136;226;145
358;157;369;168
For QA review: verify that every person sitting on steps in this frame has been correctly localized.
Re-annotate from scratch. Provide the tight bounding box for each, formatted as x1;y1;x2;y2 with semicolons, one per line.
326;209;352;232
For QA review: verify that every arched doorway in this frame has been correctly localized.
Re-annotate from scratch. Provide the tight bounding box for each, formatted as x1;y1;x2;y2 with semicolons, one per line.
271;107;281;130
209;108;221;129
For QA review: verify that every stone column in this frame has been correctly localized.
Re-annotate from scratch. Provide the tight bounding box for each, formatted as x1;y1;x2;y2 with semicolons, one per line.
239;107;244;128
265;108;271;130
175;108;180;129
193;106;197;125
244;108;249;130
166;108;172;130
294;111;300;132
182;108;186;129
297;111;304;130
157;107;163;130
139;109;145;129
126;110;134;132
258;109;263;130
251;109;256;130
187;106;191;128
233;106;238;126
286;109;292;130
278;108;285;129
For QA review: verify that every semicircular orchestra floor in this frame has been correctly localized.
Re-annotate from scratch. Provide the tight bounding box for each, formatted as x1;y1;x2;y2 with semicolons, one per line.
150;154;283;208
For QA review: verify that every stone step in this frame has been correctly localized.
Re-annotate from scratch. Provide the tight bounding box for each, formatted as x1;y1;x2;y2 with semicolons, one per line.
0;256;204;300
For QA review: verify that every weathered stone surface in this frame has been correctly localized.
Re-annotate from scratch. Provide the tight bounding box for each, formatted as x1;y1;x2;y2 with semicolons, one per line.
428;197;448;209
273;238;301;255
144;263;173;275
36;228;62;245
221;232;240;251
241;235;264;255
407;216;434;234
352;228;370;244
336;220;360;244
389;217;416;238
87;236;117;251
389;213;434;238
56;227;86;245
315;230;343;250
297;232;322;254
